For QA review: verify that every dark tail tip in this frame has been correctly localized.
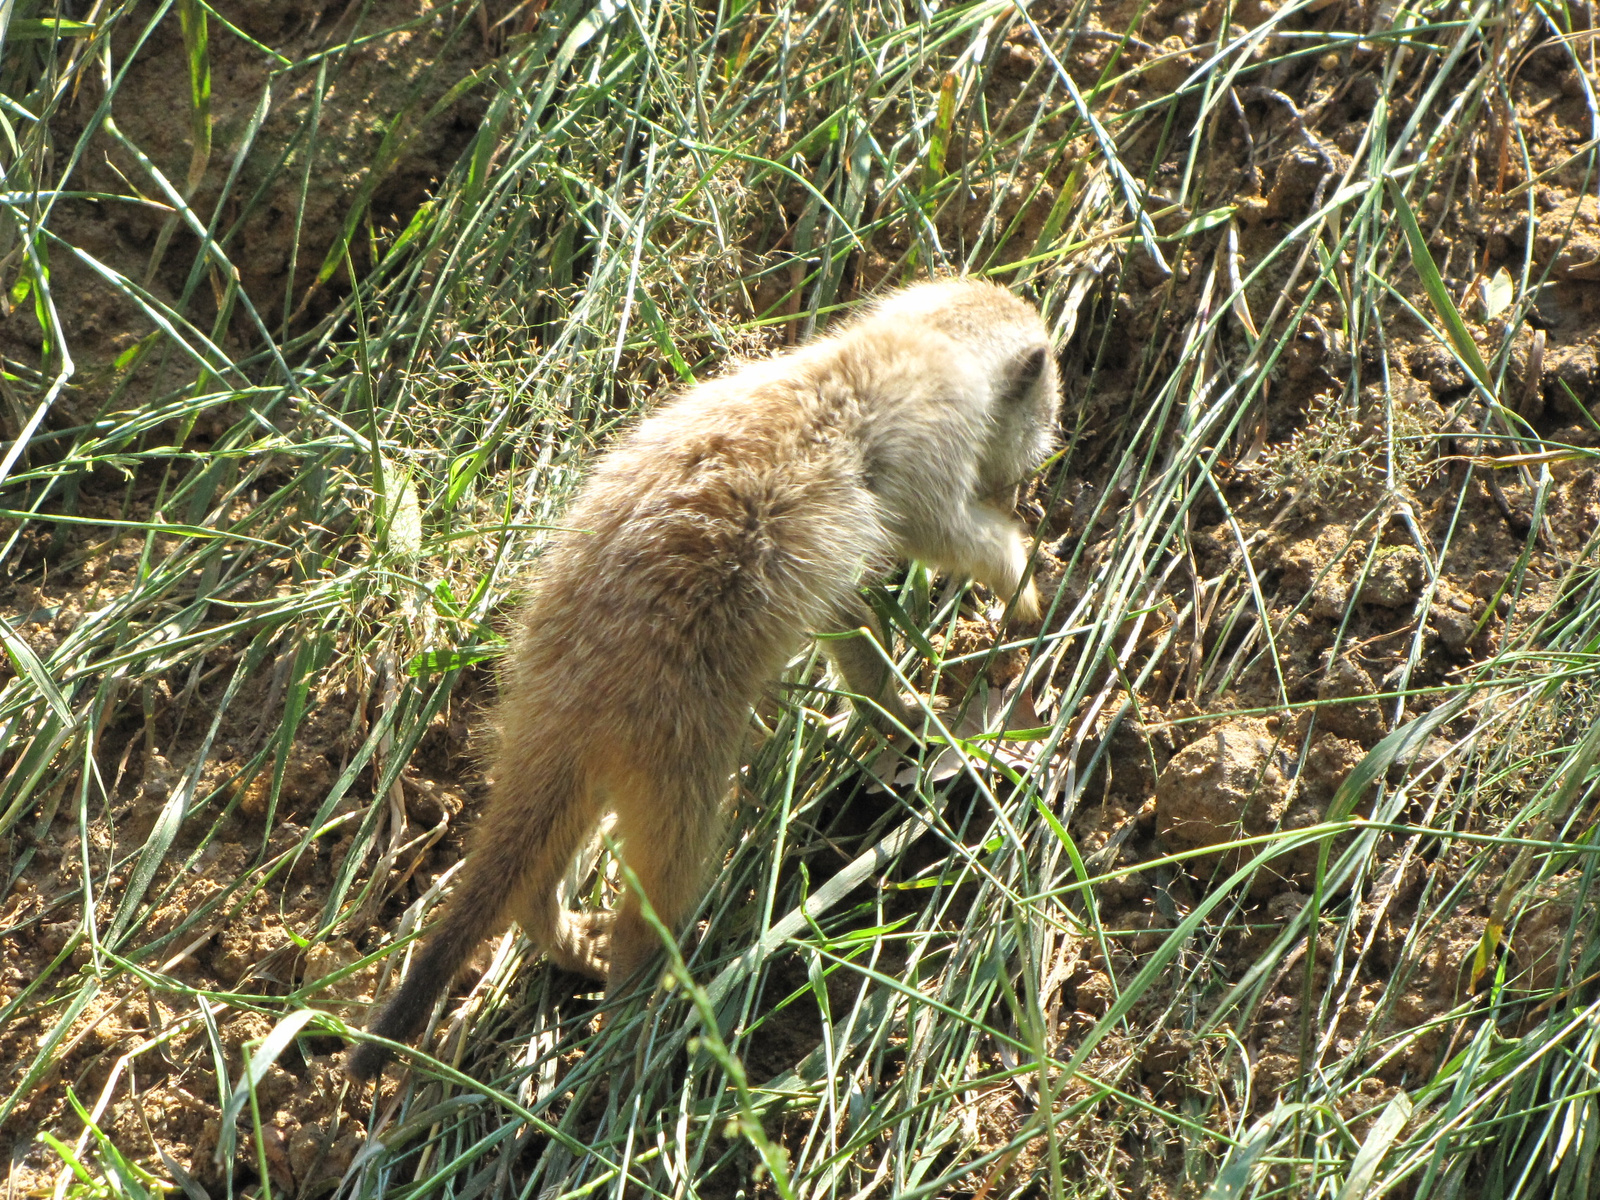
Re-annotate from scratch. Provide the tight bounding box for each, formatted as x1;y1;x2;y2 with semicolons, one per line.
346;1039;391;1082
344;957;452;1082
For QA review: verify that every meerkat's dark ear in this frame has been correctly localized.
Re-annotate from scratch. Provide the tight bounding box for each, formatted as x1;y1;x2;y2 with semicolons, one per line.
1001;345;1051;404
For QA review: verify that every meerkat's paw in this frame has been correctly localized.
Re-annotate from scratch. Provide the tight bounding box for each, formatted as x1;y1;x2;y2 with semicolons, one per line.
1012;577;1041;624
548;911;613;981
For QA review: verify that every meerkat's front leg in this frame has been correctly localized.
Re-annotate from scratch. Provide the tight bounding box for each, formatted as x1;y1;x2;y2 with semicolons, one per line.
941;499;1042;622
821;593;921;733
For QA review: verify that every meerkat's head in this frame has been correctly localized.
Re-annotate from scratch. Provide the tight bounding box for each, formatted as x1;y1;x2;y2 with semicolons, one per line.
867;279;1061;499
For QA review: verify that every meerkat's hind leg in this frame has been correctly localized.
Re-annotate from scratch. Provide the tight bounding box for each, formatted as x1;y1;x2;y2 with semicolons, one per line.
601;763;728;997
507;894;611;981
498;769;612;981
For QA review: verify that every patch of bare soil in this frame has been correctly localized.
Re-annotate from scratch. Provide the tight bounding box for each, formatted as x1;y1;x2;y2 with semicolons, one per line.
0;0;487;424
0;631;486;1194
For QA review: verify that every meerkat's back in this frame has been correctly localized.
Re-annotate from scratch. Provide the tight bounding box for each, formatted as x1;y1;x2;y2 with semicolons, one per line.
348;280;1059;1080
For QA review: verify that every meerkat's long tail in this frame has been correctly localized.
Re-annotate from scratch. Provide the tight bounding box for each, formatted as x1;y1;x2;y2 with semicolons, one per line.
347;757;591;1081
346;858;514;1081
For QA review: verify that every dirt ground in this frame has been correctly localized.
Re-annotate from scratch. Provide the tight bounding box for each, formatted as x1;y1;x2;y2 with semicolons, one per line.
0;1;492;1191
2;0;1597;1195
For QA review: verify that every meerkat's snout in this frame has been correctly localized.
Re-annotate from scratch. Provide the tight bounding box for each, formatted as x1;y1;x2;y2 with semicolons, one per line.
347;279;1061;1081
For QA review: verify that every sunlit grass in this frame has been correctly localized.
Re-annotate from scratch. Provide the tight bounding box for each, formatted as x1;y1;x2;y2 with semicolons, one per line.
1;0;1598;1196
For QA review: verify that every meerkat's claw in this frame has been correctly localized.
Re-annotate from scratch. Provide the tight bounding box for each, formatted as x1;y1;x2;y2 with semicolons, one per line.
1013;578;1042;624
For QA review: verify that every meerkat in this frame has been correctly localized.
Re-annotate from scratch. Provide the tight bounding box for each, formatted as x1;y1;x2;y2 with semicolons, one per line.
346;279;1060;1081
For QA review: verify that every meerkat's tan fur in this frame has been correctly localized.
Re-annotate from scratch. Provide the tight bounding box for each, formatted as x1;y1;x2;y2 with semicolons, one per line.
348;280;1060;1080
